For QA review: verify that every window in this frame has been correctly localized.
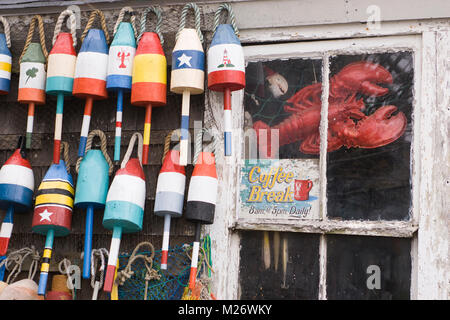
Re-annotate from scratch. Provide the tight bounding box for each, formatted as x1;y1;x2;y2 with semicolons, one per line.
234;36;421;299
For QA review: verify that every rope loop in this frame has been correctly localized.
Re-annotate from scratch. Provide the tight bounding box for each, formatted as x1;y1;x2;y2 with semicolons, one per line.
113;6;137;39
57;141;71;173
176;2;203;44
0;16;11;48
90;248;108;289
76;129;113;175
52;9;77;47
122;132;143;168
137;6;164;45
20;15;48;64
162;129;181;163
81;9;110;44
193;127;219;164
213;3;239;36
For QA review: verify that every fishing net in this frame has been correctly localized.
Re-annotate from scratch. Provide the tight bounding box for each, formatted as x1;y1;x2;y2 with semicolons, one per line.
116;236;213;300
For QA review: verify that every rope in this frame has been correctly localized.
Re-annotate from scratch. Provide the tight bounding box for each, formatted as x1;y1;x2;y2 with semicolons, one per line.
90;248;108;293
212;3;239;36
52;9;77;47
115;242;160;300
113;6;137;39
0;246;40;284
76;129;113;175
19;15;48;64
193;127;219;164
0;16;11;48
162;129;181;163
122;132;143;168
56;141;71;173
137;6;164;45
81;9;110;44
176;2;203;44
58;258;75;298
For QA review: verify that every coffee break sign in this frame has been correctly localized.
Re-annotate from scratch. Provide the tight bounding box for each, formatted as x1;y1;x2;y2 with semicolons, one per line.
239;159;319;220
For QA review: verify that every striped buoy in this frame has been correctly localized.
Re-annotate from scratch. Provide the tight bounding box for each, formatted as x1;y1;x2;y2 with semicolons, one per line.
107;7;137;162
32;142;74;296
73;10;109;158
154;145;185;270
74;130;112;279
170;3;204;166
18;15;48;149
0;16;11;95
46;10;77;165
0;137;34;256
131;7;166;165
103;133;145;292
185;151;218;290
208;5;245;156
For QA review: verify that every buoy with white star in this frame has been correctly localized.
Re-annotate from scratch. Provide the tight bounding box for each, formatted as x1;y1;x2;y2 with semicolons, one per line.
0;137;34;258
32;142;74;296
207;4;245;156
170;3;205;166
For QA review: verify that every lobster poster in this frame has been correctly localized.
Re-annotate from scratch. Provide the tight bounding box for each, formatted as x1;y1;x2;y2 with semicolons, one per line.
243;53;413;221
239;159;320;220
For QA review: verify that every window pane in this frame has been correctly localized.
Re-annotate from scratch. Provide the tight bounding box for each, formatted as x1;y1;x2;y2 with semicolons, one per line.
326;52;413;220
326;234;411;300
239;231;320;299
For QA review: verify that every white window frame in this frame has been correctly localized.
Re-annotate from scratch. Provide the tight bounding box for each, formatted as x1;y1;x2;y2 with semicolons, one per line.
203;22;449;300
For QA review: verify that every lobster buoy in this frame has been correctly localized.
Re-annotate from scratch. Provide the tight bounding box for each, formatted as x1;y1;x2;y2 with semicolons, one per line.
103;133;145;292
0;137;34;256
107;7;137;162
170;3;204;166
74;130;112;279
32;143;74;296
0;16;11;95
46;10;77;164
131;7;167;165
185;151;218;289
18;15;48;149
207;4;245;156
154;147;185;270
73;9;109;158
45;274;72;300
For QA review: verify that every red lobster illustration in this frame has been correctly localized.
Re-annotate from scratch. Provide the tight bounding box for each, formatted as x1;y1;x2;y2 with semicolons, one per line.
253;61;407;155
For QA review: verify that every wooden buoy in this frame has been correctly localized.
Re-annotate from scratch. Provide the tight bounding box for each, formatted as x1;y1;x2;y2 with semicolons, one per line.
185;150;218;289
73;9;110;158
32;142;74;296
45;274;72;300
207;4;245;156
107;7;137;162
131;7;166;165
18;15;48;149
46;10;77;164
154;131;185;270
102;133;145;292
0;137;34;256
0;16;11;95
74;130;112;279
170;3;205;166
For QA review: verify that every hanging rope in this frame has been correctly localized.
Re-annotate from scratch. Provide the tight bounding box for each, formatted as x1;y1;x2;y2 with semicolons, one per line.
115;242;160;300
0;246;40;284
137;6;164;45
176;2;203;44
90;248;108;299
19;15;48;64
52;9;77;47
58;258;76;299
212;3;239;36
113;6;137;39
162;129;181;163
55;141;71;173
80;9;110;44
193;127;220;164
75;129;113;175
0;16;11;48
122;132;143;168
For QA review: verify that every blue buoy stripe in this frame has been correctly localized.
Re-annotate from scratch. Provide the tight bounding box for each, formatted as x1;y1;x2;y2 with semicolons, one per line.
172;50;204;71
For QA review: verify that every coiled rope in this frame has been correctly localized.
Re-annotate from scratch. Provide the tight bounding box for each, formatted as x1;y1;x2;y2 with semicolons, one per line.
52;9;77;47
138;6;164;45
176;2;203;44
